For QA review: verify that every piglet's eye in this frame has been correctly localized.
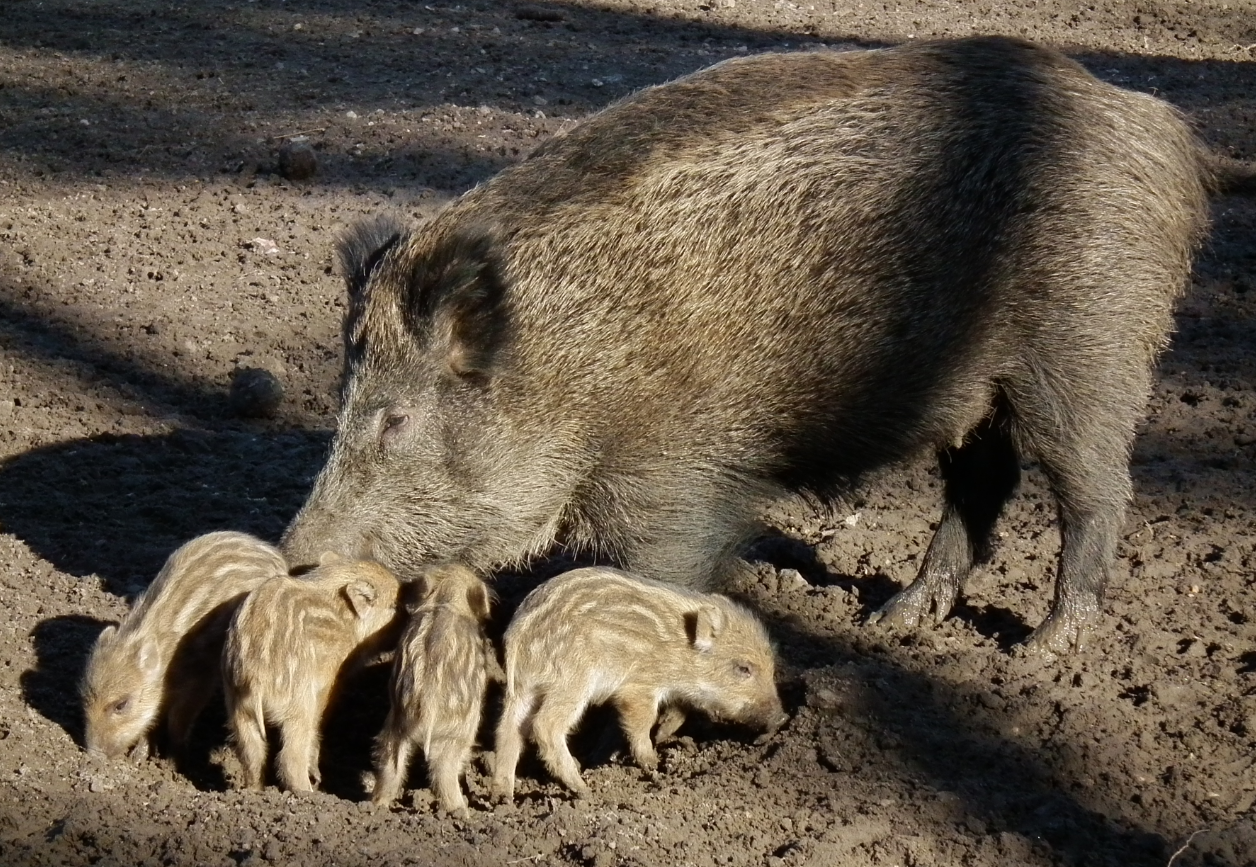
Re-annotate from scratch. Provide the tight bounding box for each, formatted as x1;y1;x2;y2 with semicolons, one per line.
735;663;754;679
111;698;130;714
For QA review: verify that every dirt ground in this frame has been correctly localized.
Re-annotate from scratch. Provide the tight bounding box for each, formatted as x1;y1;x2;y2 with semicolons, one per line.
2;1;1256;865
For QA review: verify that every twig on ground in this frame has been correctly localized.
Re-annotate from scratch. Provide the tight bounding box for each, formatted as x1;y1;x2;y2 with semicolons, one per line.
268;127;327;141
1166;828;1205;867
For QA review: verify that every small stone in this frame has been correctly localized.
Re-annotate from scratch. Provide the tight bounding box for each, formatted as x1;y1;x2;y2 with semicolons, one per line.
346;110;358;119
229;367;284;419
277;138;317;181
780;567;809;590
246;237;280;255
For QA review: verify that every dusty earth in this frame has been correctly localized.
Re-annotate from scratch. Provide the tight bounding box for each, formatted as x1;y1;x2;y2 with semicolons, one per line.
2;0;1256;865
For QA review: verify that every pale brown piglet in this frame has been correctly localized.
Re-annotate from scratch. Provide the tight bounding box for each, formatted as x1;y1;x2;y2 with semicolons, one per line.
81;531;287;761
222;556;401;793
492;567;787;801
371;563;500;817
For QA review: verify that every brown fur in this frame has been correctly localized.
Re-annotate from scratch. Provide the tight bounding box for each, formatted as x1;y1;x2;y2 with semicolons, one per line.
80;531;286;761
284;36;1223;655
371;563;498;817
222;556;401;792
491;567;786;801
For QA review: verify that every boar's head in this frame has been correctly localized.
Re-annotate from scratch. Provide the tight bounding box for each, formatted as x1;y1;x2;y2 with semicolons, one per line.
283;216;562;578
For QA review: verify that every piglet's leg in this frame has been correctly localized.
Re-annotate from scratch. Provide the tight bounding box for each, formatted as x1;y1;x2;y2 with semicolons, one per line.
427;735;473;819
614;690;661;772
371;709;413;806
532;696;591;797
653;706;687;745
276;702;320;793
228;692;268;791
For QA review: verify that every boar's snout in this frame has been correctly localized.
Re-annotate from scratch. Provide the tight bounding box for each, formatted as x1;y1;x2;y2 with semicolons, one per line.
280;514;372;573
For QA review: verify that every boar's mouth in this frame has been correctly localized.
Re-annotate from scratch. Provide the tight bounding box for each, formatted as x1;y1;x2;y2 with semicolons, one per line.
280;523;378;573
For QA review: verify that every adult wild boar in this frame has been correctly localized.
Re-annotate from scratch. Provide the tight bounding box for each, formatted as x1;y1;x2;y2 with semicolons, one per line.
284;36;1240;654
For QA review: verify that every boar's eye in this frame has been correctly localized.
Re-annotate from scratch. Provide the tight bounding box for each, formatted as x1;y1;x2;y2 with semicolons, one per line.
380;412;410;444
734;662;755;680
111;697;130;715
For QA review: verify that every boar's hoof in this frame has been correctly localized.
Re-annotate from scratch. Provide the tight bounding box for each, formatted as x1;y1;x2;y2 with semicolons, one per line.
868;580;959;631
1020;609;1096;657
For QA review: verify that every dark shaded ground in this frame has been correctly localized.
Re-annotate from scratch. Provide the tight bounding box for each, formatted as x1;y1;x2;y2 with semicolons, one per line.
1;1;1255;865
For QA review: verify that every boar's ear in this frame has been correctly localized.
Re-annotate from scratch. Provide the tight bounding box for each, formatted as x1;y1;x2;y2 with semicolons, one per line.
408;228;509;380
337;215;407;298
466;582;492;621
96;623;118;645
688;606;726;653
343;580;378;618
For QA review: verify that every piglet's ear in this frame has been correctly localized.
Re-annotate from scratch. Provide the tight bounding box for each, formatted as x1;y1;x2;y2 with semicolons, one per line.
343;580;378;619
688;606;725;653
318;551;347;567
401;575;430;615
337;215;407;299
138;637;162;677
466;582;492;621
96;624;118;645
407;227;509;381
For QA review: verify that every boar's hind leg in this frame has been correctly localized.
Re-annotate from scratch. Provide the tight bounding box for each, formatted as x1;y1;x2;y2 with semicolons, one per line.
1023;440;1130;656
871;407;1020;631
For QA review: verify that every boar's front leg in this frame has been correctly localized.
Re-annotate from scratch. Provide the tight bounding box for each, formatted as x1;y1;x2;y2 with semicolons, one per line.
871;408;1020;630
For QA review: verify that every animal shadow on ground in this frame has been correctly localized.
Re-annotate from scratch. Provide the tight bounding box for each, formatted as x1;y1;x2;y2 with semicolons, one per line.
746;531;1034;649
21;615;112;747
0;429;330;589
760;616;1171;866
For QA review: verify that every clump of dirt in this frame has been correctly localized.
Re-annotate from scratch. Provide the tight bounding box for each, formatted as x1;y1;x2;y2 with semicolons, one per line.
1;1;1255;866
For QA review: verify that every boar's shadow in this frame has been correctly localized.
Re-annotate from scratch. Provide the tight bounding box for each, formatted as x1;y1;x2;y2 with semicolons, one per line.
0;428;329;591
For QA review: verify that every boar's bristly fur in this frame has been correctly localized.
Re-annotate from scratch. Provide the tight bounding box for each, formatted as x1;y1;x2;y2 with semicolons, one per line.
283;36;1230;655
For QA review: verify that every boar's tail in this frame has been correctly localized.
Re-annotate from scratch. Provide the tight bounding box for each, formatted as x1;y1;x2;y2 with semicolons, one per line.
1202;151;1256;197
